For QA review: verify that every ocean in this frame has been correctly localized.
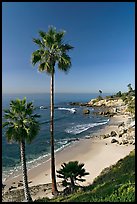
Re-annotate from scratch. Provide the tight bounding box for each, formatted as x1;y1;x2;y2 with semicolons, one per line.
2;93;110;182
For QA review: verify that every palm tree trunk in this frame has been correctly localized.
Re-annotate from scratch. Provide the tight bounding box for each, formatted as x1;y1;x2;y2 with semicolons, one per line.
70;177;75;192
50;72;58;195
20;139;32;202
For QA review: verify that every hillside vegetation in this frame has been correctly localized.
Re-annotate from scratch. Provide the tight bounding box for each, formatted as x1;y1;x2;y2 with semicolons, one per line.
35;149;135;202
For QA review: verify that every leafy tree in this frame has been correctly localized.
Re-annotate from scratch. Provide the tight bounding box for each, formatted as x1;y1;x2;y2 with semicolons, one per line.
2;98;40;202
31;26;73;195
57;161;89;193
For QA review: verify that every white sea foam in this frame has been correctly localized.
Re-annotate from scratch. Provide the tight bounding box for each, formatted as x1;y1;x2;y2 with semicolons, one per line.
58;107;76;113
2;140;71;182
65;119;109;135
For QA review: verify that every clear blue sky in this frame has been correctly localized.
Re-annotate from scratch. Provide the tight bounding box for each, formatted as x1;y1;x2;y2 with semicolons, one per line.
2;2;135;94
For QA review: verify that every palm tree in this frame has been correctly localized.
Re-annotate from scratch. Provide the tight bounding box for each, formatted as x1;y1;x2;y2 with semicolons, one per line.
2;98;40;202
127;83;133;92
31;26;73;195
99;90;102;97
57;161;89;193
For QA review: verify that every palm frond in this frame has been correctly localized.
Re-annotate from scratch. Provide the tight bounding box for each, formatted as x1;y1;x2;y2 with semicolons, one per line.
48;26;56;37
45;35;54;48
60;44;74;52
39;30;46;38
31;50;42;66
2;121;11;128
33;38;44;48
55;31;65;44
38;62;46;72
26;122;40;144
58;53;72;72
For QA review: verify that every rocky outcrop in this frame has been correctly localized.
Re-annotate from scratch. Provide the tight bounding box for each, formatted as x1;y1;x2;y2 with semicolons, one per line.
118;122;125;128
83;109;90;114
98;111;115;117
101;134;110;139
122;139;129;145
111;138;119;143
88;98;125;107
101;119;135;146
69;102;87;106
110;131;117;137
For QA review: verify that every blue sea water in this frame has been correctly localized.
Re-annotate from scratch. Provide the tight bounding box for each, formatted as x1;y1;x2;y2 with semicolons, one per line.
2;93;110;182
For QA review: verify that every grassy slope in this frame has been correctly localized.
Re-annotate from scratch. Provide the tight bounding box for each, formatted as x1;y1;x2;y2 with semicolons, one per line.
35;149;135;202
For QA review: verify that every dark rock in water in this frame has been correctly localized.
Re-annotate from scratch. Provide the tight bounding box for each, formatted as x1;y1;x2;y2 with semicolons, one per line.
83;109;90;114
69;102;88;106
69;102;80;106
110;131;117;137
111;138;119;143
40;106;47;109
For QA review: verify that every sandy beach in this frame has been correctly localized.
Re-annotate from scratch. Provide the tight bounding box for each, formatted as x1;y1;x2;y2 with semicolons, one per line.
3;114;135;201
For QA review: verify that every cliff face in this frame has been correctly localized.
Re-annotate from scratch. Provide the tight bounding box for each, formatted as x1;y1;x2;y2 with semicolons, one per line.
88;97;135;117
88;98;125;107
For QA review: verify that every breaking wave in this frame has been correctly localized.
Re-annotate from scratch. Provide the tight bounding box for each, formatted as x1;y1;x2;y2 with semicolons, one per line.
65;119;109;135
58;107;76;113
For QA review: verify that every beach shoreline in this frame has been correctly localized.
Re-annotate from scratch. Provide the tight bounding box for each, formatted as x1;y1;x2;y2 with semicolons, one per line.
3;113;135;201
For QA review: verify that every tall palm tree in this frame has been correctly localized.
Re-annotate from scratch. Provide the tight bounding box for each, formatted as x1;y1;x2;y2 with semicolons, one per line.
31;26;73;195
2;98;40;202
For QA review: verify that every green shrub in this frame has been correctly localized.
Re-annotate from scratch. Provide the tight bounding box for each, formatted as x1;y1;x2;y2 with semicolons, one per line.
97;95;103;101
121;95;127;102
116;91;122;97
56;161;89;193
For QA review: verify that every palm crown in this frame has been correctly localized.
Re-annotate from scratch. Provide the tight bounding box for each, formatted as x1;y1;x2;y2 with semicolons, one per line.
31;26;73;74
3;97;40;144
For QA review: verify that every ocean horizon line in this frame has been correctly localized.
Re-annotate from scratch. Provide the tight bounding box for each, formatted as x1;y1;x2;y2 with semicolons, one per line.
2;92;115;95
